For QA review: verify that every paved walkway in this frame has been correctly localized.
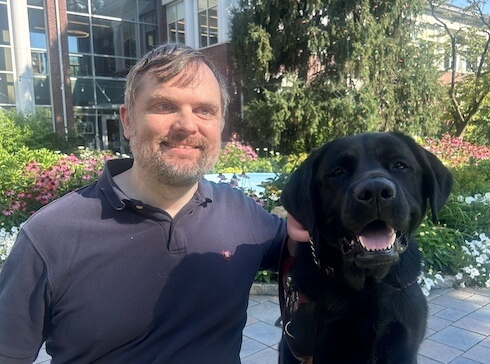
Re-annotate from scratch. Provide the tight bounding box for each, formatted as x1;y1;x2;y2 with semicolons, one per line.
34;287;490;364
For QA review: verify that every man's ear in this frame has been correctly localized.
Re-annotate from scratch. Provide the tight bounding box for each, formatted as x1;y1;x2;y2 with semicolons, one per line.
119;104;133;140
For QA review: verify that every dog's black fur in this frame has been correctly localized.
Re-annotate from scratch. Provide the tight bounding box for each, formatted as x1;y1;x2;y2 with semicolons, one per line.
279;132;453;364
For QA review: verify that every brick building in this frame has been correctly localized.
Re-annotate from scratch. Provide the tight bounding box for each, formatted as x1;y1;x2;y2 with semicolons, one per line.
1;0;239;153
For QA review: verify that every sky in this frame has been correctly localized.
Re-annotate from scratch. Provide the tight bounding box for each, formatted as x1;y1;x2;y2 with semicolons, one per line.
449;0;490;13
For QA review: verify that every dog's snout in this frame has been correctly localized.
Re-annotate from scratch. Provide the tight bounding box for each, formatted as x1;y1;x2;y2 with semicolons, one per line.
354;177;396;203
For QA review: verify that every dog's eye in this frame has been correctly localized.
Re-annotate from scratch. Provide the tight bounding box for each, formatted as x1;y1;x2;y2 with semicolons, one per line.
393;161;408;170
330;168;346;177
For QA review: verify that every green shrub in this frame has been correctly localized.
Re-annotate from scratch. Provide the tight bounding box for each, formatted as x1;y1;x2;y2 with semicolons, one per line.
438;197;490;237
450;160;490;196
0;109;82;154
0;110;27;154
417;219;466;275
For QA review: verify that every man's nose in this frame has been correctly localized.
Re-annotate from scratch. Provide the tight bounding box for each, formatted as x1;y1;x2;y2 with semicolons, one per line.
173;108;198;134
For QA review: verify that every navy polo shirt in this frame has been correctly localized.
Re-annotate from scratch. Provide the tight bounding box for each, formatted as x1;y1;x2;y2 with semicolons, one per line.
0;158;286;363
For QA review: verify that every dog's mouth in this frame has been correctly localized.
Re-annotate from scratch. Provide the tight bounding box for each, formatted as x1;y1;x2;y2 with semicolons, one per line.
340;220;408;265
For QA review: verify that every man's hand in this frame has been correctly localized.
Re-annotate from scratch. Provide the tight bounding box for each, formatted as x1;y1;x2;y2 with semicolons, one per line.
287;213;310;242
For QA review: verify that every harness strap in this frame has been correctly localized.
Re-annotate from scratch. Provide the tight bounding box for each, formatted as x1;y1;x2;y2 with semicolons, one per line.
278;238;313;363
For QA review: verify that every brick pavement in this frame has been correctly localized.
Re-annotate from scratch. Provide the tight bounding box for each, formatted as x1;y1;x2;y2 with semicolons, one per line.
33;287;490;364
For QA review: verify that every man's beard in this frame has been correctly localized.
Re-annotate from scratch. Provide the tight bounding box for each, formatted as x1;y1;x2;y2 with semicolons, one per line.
130;135;219;187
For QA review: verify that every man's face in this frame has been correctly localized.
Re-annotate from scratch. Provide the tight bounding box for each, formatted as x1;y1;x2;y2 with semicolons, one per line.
120;64;223;186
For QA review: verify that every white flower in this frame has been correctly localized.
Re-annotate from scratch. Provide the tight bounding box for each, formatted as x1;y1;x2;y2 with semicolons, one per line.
469;267;480;278
476;254;488;264
455;272;463;280
0;225;22;263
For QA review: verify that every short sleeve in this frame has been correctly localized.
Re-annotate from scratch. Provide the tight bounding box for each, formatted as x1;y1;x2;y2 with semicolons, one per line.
0;229;49;361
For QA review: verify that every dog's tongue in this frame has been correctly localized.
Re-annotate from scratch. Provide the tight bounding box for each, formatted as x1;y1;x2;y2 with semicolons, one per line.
358;223;396;251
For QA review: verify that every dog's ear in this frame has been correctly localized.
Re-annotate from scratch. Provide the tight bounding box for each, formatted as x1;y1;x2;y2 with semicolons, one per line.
281;149;322;234
393;133;454;223
422;150;454;223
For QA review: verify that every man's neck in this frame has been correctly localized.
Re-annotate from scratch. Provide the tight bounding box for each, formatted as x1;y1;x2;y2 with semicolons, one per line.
113;166;198;218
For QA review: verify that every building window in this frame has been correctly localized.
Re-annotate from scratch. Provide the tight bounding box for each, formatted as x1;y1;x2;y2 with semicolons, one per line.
0;73;15;104
167;1;185;44
197;0;218;48
0;3;10;46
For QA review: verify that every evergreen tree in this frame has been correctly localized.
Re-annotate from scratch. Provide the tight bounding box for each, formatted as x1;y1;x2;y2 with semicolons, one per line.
230;0;445;154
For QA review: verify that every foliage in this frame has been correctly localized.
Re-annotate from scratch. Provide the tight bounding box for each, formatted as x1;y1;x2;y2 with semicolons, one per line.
2;135;490;293
417;136;490;287
417;220;466;275
211;134;259;173
450;160;490;196
230;0;445;153
423;133;490;195
0;109;82;153
0;110;26;154
456;233;490;288
239;79;327;154
254;269;279;283
424;133;490;167
1;148;114;230
428;0;490;137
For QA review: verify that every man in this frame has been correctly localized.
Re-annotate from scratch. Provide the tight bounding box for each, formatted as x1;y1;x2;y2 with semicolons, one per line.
0;43;306;363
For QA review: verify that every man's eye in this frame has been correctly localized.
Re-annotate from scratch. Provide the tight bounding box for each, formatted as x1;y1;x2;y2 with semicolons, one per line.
196;107;215;119
155;103;175;112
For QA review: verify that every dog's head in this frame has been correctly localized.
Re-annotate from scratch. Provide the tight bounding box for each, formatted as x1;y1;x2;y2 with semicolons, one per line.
281;132;453;281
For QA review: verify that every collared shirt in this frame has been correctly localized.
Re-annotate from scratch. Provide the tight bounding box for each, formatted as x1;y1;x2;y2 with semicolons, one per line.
0;158;286;363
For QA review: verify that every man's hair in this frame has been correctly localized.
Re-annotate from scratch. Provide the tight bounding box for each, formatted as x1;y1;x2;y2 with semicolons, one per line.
124;42;230;122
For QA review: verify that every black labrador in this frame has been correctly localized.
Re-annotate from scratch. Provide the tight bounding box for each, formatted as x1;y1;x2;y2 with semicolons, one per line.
279;132;453;364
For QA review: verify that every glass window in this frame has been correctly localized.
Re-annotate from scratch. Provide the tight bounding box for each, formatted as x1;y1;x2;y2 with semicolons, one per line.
122;22;137;58
139;0;156;20
93;19;136;58
69;54;92;76
71;78;95;106
27;0;44;6
0;72;15;104
92;0;136;21
66;0;89;13
141;24;157;54
167;1;185;44
94;56;135;77
0;4;10;46
0;47;12;71
197;0;218;47
95;79;125;104
68;14;91;53
33;76;51;105
28;8;47;49
32;51;48;74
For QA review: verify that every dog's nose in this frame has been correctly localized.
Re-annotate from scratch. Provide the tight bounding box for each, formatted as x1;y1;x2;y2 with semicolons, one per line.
354;177;396;204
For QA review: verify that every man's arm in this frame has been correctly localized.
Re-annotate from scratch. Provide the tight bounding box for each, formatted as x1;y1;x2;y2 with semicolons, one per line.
286;213;310;256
